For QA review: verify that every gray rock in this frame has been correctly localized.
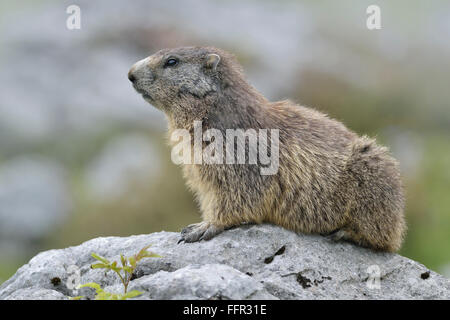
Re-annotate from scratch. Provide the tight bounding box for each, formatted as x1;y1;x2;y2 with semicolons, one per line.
105;264;276;300
1;224;449;300
4;288;68;300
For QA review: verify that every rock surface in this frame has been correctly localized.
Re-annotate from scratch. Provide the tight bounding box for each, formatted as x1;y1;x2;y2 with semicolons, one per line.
1;224;449;300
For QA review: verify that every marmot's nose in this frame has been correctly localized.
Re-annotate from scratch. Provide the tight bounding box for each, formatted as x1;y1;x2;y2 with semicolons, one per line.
128;70;136;82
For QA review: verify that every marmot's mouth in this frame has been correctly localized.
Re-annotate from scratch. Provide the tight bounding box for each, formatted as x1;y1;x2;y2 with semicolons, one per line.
143;93;153;101
135;87;154;101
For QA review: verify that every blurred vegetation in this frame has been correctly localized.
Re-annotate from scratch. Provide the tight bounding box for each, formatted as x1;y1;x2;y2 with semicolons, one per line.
41;126;200;247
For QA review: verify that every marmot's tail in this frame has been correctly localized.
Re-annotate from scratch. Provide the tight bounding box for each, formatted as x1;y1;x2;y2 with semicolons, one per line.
343;136;406;252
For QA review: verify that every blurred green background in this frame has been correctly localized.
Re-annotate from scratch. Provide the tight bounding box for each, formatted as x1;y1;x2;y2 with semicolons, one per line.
0;0;449;283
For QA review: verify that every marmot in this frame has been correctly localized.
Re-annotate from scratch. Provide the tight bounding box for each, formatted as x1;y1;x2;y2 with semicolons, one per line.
128;46;406;252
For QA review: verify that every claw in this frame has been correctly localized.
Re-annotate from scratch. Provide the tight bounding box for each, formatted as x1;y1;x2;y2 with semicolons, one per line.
323;229;347;242
177;238;185;244
179;222;225;243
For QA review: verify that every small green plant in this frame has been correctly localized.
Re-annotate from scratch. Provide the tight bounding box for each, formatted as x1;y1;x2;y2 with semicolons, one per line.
73;244;160;300
76;282;142;300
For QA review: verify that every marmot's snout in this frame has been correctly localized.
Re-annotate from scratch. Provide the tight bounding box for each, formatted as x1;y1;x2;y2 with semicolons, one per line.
128;57;158;104
128;57;150;83
128;69;136;82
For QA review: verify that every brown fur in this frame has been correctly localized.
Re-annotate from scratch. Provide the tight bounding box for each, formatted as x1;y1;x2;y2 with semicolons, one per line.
129;46;406;252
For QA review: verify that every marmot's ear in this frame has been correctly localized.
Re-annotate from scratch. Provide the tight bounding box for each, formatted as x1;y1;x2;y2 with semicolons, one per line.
205;54;220;72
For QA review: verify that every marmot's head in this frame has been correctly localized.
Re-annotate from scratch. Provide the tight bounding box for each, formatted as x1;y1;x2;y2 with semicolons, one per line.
128;46;246;122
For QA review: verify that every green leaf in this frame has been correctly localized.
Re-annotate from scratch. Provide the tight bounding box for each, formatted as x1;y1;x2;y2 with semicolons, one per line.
122;290;143;299
91;263;108;269
91;253;110;264
70;296;84;300
77;282;103;295
77;282;102;291
95;291;111;300
120;254;127;267
109;261;122;273
141;251;161;258
123;266;134;274
135;245;152;260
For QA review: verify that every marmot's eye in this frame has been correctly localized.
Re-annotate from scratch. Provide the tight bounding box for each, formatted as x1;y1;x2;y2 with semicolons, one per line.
164;58;178;68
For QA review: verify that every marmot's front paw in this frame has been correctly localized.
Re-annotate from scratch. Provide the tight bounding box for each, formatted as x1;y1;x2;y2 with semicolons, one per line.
178;222;224;243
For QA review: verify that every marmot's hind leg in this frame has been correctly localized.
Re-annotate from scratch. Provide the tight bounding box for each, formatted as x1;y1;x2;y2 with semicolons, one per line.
323;229;349;242
344;136;406;252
